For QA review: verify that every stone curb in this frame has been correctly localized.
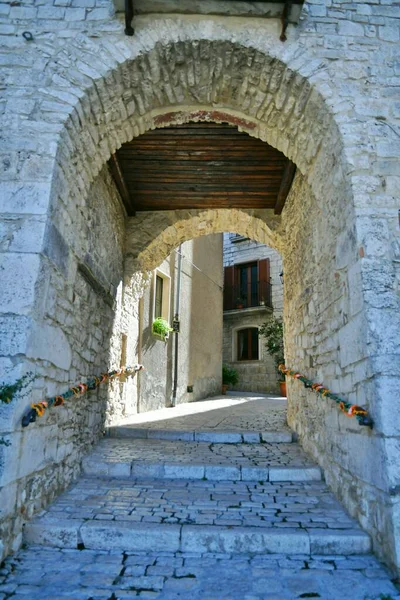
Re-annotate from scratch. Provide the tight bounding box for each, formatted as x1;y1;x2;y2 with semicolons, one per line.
107;427;293;444
82;459;322;482
23;520;371;555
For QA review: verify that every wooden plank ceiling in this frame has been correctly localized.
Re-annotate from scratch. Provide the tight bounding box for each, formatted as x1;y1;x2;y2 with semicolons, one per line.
110;123;295;215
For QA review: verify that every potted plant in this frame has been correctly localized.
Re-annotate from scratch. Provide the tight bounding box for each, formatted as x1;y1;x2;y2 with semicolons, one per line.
222;364;239;394
259;316;286;396
152;317;173;342
236;296;245;309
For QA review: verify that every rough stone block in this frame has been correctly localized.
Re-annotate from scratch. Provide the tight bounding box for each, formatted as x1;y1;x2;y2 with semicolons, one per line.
309;529;371;555
164;464;205;479
241;467;270;482
195;431;242;443
131;462;165;479
181;525;310;554
26;322;72;370
80;521;181;552
23;520;80;548
205;465;241;481
261;431;292;443
0;254;41;315
269;467;321;482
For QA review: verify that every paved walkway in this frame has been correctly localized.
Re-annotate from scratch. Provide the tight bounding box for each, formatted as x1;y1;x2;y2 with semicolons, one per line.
2;394;399;600
1;547;399;599
109;393;290;437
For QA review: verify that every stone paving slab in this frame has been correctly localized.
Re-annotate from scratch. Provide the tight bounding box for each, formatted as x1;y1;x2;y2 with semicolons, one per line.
83;438;321;482
108;395;291;438
24;477;370;555
1;547;399;600
110;427;293;444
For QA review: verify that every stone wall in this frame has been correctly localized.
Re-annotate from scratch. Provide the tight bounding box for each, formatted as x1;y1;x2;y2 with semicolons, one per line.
0;0;399;572
282;169;400;572
0;165;127;556
223;309;279;394
222;233;283;393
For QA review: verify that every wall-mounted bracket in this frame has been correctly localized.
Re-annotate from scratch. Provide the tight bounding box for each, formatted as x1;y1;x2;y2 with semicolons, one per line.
125;0;134;35
280;0;293;41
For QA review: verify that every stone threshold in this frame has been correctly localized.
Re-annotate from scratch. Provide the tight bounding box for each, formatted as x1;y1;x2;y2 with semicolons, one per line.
83;459;321;482
24;520;371;556
107;427;293;444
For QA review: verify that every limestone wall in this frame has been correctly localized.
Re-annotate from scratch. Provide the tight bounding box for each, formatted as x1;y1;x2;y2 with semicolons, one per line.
222;234;283;393
0;0;399;572
0;165;127;556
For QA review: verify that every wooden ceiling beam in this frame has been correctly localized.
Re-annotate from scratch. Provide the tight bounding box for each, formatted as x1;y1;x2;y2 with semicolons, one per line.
109;153;135;216
274;160;296;215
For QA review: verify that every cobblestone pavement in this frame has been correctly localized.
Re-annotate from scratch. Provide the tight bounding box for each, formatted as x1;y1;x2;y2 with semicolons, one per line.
85;438;316;471
39;477;358;530
1;547;399;600
109;394;289;435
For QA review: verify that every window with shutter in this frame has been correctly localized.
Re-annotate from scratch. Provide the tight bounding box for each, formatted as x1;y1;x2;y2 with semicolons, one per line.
237;328;259;361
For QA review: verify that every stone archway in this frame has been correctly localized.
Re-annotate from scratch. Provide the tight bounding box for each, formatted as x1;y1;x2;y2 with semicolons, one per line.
1;27;398;571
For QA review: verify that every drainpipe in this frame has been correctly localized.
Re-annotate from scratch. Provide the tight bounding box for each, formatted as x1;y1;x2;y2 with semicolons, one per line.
171;245;182;407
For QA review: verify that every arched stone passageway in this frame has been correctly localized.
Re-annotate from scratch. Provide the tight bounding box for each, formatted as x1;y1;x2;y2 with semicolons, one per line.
0;23;399;573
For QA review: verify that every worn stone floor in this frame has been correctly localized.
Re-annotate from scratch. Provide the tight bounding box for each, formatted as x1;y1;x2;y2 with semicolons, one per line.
1;547;399;600
108;393;290;437
2;395;400;599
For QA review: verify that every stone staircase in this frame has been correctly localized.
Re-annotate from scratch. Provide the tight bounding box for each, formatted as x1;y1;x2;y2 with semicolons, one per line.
3;397;398;598
24;426;372;558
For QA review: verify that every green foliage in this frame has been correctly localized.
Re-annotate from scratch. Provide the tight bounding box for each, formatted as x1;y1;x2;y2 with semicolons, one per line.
152;317;173;340
222;364;239;386
259;316;285;381
0;372;35;404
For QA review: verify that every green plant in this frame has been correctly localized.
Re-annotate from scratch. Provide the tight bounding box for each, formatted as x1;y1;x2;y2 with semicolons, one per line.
222;364;239;386
259;316;285;381
0;372;35;404
152;317;173;341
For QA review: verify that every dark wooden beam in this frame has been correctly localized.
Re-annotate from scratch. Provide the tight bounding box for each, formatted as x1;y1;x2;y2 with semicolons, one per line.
109;153;135;216
274;160;296;215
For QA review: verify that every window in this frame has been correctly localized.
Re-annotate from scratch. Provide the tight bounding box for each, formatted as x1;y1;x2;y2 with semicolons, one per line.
237;328;259;361
223;259;271;310
237;262;258;308
152;269;171;322
154;275;163;319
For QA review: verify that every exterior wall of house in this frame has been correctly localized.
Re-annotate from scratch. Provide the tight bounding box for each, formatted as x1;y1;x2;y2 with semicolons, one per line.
0;0;399;571
222;234;283;393
138;235;223;413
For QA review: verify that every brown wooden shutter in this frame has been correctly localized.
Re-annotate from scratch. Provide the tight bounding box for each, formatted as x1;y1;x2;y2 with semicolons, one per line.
258;258;270;307
258;258;270;282
223;266;235;311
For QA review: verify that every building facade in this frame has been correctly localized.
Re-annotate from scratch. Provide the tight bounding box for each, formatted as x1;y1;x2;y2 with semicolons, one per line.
137;235;223;415
223;234;283;393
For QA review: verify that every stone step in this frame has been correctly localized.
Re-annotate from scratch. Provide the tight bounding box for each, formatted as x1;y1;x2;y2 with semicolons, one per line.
82;438;321;482
24;476;371;556
107;426;293;444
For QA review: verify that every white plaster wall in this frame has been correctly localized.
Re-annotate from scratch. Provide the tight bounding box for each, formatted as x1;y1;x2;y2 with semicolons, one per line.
139;234;223;411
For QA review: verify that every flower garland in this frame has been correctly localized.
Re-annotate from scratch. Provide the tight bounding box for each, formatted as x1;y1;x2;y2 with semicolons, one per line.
279;365;373;428
21;365;144;428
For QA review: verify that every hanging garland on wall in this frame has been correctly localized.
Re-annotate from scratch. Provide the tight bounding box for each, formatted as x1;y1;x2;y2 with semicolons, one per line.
279;365;373;428
21;365;144;428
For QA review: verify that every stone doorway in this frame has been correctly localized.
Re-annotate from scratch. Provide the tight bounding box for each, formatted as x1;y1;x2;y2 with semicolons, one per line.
1;34;399;573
